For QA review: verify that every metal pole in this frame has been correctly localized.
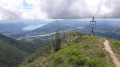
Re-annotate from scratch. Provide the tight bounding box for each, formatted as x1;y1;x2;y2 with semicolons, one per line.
90;17;96;36
91;27;94;36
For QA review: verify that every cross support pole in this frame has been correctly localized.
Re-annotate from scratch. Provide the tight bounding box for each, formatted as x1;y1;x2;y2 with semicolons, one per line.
90;17;96;36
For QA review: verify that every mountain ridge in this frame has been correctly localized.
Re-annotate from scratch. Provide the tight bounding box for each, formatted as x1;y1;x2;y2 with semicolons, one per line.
19;31;120;67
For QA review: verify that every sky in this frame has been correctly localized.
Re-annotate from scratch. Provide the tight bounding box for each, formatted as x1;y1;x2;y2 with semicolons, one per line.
0;0;120;20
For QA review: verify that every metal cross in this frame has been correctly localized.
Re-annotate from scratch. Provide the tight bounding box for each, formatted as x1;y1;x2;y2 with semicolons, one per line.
90;17;96;36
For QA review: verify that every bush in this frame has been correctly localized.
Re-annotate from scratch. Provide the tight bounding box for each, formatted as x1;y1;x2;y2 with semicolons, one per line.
87;58;106;67
114;41;120;47
68;55;87;65
60;45;81;56
54;55;63;63
68;55;78;63
82;44;90;49
68;46;81;56
83;65;89;67
69;49;81;56
97;52;106;57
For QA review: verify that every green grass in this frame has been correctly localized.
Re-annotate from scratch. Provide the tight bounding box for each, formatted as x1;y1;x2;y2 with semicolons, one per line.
97;52;106;57
108;38;120;60
54;55;64;63
82;44;90;49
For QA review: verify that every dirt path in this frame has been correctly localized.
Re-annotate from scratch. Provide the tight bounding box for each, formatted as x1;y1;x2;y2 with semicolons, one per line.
104;40;120;67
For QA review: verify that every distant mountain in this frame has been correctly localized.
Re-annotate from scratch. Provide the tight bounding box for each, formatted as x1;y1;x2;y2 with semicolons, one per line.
0;33;45;67
3;19;120;42
9;20;89;40
0;23;27;33
0;19;50;35
32;20;88;33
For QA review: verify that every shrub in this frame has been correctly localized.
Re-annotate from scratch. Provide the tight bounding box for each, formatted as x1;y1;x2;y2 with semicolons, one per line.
87;58;106;67
54;55;63;63
68;55;87;66
97;52;106;57
69;49;81;56
82;44;90;49
114;41;120;47
83;65;89;67
85;37;91;41
60;45;81;56
68;56;77;63
75;55;87;65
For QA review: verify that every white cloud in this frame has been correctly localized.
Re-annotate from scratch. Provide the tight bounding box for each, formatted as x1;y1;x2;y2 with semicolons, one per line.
22;0;48;19
0;0;23;20
0;0;120;20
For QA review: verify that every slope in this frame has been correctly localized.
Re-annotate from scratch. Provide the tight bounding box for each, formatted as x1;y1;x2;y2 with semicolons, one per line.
0;33;45;67
19;31;118;67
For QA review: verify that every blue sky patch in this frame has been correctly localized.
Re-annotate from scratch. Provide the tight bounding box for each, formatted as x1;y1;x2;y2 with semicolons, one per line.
23;0;33;9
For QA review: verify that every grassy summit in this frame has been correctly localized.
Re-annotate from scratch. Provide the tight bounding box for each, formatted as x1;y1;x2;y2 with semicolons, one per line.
19;31;119;67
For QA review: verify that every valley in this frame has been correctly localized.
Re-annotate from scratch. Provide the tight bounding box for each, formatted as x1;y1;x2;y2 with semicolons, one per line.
0;19;120;67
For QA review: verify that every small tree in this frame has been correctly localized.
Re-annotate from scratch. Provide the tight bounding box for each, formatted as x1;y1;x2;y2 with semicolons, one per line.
53;26;62;51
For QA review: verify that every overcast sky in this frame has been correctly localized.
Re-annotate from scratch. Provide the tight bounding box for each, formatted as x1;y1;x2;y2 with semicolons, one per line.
0;0;120;20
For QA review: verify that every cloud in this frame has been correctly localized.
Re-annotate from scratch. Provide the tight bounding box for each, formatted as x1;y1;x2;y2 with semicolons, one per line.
105;0;120;18
0;0;120;20
0;0;23;20
25;0;120;19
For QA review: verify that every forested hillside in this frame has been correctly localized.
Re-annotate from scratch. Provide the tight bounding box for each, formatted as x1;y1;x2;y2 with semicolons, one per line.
0;33;45;67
